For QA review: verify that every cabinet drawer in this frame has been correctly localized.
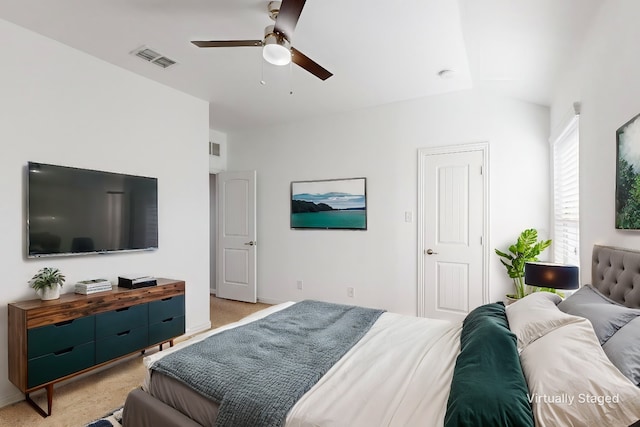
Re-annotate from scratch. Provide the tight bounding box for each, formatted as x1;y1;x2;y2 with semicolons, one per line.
149;295;185;324
96;304;148;338
149;315;185;345
95;326;148;364
27;341;95;388
27;316;95;359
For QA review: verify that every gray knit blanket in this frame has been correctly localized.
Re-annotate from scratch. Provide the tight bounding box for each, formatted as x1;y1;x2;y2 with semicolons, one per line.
150;300;384;427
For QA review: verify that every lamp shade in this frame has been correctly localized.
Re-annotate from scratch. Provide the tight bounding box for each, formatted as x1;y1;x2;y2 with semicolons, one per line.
524;262;579;290
263;43;290;65
262;25;291;66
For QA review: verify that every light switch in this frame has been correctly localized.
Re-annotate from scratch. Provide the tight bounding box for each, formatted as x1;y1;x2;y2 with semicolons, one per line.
404;211;413;223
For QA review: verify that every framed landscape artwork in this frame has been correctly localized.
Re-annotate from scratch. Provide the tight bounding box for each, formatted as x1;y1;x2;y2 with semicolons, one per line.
616;112;640;229
291;178;367;230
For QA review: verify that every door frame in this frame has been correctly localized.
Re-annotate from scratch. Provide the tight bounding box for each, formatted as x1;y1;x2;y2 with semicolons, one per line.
417;142;490;317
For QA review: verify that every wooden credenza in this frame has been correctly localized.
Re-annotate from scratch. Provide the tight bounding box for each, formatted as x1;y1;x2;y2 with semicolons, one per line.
8;278;185;417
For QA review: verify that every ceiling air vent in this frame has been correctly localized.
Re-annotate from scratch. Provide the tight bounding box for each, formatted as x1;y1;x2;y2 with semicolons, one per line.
131;46;177;69
209;142;221;157
153;56;176;68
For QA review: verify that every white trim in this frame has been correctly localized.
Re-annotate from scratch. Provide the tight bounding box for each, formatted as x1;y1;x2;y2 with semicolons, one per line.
416;142;490;317
257;297;288;305
186;321;212;335
550;115;579;146
0;391;25;409
549;103;580;143
211;295;286;305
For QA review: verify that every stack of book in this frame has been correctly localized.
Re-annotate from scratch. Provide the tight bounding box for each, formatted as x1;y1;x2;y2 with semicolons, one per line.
75;279;112;295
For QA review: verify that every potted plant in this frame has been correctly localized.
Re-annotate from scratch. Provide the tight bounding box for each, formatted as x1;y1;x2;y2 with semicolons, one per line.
29;267;66;300
495;229;553;301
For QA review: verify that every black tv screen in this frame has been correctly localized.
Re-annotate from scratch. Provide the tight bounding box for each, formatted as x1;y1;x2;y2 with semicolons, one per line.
27;162;158;257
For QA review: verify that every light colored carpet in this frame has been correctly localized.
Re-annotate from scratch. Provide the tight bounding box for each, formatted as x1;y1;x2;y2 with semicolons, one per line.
0;295;271;427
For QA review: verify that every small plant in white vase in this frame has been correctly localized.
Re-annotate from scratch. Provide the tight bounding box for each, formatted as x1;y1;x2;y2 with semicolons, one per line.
29;267;66;300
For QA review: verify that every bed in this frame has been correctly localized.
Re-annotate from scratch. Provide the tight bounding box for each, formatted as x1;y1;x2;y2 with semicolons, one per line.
122;245;640;427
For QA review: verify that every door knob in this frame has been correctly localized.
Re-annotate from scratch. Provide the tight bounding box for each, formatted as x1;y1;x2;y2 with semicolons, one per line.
244;241;256;246
426;248;438;255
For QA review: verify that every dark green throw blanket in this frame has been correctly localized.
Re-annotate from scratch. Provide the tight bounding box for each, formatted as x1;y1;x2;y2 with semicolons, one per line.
151;300;384;427
444;303;534;427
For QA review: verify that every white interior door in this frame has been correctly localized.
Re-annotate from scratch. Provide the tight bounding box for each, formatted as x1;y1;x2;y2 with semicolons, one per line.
216;170;257;303
418;144;488;322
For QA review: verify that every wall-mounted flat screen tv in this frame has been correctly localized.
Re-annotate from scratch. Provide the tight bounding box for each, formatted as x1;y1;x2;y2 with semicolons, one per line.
27;162;158;257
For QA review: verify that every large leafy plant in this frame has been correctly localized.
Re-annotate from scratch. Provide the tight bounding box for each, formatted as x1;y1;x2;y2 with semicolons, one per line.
28;267;66;291
495;229;552;299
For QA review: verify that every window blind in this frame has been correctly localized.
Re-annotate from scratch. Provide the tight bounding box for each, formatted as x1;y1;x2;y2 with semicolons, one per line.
552;116;580;266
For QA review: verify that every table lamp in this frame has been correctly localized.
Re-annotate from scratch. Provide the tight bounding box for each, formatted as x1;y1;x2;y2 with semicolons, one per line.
524;262;580;290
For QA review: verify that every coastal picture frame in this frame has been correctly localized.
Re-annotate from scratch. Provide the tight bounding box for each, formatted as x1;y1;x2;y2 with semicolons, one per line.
616;112;640;229
291;178;367;230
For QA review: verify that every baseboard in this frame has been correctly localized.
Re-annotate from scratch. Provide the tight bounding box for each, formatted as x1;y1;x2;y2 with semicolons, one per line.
0;352;145;409
257;296;287;305
0;389;25;409
210;291;282;306
186;321;211;336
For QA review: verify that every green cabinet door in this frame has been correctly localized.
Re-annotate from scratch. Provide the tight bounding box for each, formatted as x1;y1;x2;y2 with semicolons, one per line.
27;341;95;388
27;316;95;359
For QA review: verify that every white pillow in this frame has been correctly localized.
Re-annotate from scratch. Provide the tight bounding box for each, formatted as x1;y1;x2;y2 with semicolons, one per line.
506;292;581;351
520;319;640;426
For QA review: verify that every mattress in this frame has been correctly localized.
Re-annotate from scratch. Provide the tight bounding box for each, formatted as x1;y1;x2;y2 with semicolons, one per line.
148;371;219;426
142;302;462;426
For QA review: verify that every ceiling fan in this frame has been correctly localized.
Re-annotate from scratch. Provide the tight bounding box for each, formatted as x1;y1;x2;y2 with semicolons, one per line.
191;0;332;81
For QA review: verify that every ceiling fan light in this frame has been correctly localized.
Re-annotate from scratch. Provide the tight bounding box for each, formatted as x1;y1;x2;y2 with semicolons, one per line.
263;30;291;66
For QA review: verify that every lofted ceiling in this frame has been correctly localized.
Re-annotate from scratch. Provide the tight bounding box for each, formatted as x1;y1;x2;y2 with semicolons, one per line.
0;0;602;132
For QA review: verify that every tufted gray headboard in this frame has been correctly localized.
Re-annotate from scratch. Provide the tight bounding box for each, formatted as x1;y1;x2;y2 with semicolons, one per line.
592;245;640;308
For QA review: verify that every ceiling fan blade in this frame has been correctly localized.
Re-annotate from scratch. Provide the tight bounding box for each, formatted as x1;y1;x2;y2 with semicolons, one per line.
191;40;263;48
273;0;306;41
291;47;332;81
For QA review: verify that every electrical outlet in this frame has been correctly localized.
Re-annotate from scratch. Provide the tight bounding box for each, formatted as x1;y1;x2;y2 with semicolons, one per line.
404;211;413;223
296;280;303;290
347;287;355;297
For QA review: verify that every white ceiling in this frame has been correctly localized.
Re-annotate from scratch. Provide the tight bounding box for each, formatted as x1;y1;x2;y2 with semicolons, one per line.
0;0;602;132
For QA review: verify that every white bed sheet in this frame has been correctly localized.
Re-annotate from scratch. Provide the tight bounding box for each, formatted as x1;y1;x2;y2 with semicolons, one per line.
143;302;461;427
286;313;461;427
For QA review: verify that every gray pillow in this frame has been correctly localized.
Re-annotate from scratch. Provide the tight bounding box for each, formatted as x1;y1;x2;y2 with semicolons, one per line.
557;285;640;345
603;316;640;386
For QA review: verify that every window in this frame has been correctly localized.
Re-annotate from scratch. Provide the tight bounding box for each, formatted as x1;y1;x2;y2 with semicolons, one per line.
552;113;580;266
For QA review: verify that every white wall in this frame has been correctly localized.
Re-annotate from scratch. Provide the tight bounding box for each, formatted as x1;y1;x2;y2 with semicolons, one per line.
0;19;211;406
551;0;640;282
228;90;550;314
209;129;228;173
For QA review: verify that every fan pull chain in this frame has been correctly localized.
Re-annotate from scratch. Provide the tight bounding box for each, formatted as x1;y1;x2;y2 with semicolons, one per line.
289;56;294;95
260;58;266;86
